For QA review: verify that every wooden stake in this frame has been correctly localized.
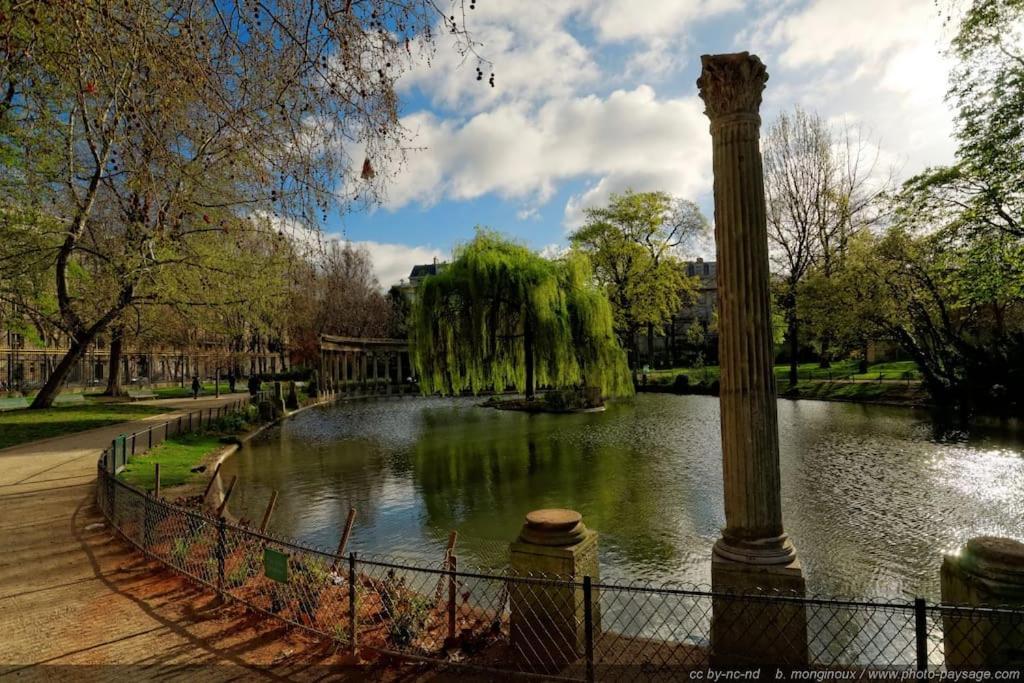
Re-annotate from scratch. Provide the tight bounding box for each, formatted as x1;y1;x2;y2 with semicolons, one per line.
259;490;279;533
447;554;458;640
215;475;237;517
201;462;222;500
154;463;161;499
332;507;357;569
435;531;458;602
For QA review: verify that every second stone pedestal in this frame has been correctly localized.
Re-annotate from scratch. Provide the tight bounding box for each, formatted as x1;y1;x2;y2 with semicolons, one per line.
509;509;599;674
941;536;1024;670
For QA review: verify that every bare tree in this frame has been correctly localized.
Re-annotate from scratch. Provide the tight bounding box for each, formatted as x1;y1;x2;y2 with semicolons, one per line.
763;107;890;384
0;1;484;407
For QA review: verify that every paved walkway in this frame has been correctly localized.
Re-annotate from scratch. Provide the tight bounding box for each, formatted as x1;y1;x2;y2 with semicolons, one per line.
0;395;363;681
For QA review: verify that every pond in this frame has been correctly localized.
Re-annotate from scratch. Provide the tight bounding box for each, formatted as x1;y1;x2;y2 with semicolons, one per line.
219;394;1024;601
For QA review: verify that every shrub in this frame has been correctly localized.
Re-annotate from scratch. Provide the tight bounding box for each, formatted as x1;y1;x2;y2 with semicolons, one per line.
673;374;690;391
307;370;320;397
285;381;300;410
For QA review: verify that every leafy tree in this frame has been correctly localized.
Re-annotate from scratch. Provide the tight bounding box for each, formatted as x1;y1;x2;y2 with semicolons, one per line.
0;0;481;407
764;108;889;384
411;230;632;400
569;190;706;366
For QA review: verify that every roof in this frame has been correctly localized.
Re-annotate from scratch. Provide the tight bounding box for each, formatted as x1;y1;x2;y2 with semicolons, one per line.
409;262;447;279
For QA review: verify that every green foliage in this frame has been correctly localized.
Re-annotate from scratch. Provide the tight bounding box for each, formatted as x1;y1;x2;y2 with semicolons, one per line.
569;190;705;358
411;230;632;399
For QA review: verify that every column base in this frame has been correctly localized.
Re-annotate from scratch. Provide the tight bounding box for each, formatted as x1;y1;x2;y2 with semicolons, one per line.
711;540;808;670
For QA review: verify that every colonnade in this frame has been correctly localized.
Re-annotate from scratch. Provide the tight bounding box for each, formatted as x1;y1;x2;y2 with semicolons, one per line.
319;335;411;395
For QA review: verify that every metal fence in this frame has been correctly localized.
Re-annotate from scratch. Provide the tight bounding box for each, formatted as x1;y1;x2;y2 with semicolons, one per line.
94;449;1024;678
102;397;251;473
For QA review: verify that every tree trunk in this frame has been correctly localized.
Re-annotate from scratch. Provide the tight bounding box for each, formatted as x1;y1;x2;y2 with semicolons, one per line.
819;332;832;369
524;316;535;400
103;327;127;396
788;312;799;387
647;323;655;368
30;340;89;408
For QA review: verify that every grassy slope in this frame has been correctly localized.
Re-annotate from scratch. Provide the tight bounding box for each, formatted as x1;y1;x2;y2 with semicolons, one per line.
645;360;920;385
0;404;167;450
783;380;929;404
118;432;225;490
152;381;242;399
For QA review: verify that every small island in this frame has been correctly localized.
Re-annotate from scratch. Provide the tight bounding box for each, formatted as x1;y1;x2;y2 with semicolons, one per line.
410;231;633;410
481;388;607;413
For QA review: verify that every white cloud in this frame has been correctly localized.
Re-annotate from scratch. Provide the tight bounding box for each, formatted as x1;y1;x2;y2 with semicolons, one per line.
539;243;568;259
399;2;598;112
384;86;713;223
748;0;957;172
587;0;744;42
351;240;446;288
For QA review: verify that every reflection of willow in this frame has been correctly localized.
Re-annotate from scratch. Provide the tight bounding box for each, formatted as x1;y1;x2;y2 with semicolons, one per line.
228;435;392;544
409;411;681;569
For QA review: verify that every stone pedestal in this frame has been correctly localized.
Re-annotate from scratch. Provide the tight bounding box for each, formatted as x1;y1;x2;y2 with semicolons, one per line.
941;536;1024;670
509;509;599;673
711;550;807;668
698;52;807;669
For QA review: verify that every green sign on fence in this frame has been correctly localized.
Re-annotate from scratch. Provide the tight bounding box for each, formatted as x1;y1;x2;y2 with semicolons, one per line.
263;547;290;583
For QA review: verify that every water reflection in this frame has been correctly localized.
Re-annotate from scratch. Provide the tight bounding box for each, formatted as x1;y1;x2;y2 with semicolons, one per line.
220;395;1024;601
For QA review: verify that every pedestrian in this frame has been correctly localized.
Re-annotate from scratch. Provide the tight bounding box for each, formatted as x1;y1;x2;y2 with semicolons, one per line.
228;370;236;393
191;376;200;399
248;373;260;397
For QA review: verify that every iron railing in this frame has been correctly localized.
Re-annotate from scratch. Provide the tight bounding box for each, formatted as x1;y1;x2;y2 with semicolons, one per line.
94;452;1024;678
102;397;251;473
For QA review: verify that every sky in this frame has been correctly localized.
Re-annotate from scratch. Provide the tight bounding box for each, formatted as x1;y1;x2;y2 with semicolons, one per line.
330;0;958;288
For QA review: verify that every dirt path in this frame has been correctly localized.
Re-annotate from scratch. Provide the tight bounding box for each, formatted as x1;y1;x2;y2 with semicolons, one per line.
0;395;429;681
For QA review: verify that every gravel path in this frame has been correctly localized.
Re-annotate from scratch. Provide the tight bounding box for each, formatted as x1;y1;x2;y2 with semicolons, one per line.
0;395;300;680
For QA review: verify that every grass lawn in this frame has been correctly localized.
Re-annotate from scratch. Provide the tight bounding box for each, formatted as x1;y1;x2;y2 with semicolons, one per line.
784;380;928;404
118;432;225;490
153;381;242;399
0;404;168;450
644;360;920;385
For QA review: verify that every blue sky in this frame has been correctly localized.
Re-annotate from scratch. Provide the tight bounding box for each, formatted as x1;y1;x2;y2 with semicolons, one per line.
328;0;957;287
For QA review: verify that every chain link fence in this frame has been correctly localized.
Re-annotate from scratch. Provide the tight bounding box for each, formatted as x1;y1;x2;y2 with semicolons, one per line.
95;415;1024;678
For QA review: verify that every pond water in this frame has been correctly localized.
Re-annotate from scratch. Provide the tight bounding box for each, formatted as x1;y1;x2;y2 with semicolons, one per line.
220;394;1024;601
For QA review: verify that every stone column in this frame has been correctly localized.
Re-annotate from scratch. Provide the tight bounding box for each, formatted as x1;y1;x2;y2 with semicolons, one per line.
697;52;806;667
396;352;404;395
941;537;1024;670
509;509;599;674
360;352;368;393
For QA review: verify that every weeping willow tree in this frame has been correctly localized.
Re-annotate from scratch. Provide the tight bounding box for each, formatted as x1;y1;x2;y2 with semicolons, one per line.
411;231;633;400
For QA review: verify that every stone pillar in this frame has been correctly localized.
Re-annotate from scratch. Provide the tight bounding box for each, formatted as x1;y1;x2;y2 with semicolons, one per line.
509;509;600;674
360;352;368;392
396;352;404;395
697;52;807;668
941;537;1024;670
371;352;378;392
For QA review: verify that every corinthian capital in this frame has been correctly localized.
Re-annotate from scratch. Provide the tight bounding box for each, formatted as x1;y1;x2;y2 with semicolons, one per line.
696;52;769;120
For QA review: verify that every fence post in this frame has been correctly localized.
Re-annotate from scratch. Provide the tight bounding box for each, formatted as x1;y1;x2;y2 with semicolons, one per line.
447;554;458;640
148;427;152;450
348;552;358;656
584;575;595;683
216;516;227;598
143;489;153;550
131;434;136;456
915;597;928;671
